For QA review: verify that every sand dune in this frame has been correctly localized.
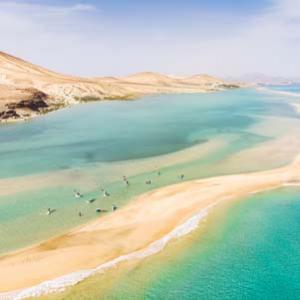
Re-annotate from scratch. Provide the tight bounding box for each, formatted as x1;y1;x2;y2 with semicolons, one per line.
0;51;239;123
1;154;300;298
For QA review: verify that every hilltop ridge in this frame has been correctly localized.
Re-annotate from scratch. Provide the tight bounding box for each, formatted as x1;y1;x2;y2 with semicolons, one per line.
0;51;240;123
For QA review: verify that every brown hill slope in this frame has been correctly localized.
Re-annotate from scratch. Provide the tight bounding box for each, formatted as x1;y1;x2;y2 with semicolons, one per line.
0;51;239;123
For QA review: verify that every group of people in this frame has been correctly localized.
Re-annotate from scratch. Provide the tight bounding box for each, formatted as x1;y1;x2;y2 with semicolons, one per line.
47;171;185;217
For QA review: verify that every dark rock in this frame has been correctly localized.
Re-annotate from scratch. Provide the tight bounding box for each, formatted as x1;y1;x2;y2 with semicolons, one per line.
219;84;240;89
6;99;48;112
0;109;20;120
6;90;49;112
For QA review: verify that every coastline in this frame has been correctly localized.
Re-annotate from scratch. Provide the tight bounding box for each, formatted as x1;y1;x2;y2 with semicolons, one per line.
256;86;300;98
0;86;237;125
1;154;300;298
0;50;241;124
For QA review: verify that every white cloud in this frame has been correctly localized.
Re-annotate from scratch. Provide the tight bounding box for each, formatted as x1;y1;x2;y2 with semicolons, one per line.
70;4;96;12
0;1;102;75
0;0;299;78
220;0;300;77
0;1;97;15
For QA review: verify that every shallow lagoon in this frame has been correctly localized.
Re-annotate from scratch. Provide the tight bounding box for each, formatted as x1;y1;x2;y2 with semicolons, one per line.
0;88;299;256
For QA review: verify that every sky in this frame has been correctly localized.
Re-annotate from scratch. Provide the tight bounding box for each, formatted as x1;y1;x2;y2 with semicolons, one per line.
0;0;299;78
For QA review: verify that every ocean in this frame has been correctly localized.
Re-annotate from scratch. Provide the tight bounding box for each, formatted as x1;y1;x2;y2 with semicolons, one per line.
46;187;300;300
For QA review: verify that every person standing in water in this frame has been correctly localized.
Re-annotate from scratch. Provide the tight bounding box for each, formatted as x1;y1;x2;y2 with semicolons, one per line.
123;175;130;186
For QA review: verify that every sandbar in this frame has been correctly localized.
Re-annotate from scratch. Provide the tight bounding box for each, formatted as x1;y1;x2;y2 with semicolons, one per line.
1;155;300;298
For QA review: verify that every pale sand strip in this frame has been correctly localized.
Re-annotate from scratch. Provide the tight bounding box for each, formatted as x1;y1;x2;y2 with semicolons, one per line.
1;155;300;298
292;102;300;113
257;86;300;98
0;137;226;198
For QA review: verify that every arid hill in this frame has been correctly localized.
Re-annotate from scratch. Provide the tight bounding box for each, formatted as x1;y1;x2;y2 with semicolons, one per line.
0;51;239;123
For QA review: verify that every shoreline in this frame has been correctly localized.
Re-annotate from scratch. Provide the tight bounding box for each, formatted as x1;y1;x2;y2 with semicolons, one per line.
2;199;222;300
1;154;300;298
256;86;300;98
0;51;243;125
0;87;237;125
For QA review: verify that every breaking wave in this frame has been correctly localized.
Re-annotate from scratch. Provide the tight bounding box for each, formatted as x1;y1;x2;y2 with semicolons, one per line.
0;201;221;300
257;86;300;98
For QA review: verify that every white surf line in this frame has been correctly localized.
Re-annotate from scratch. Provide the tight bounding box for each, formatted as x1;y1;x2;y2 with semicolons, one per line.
0;198;226;300
256;87;300;115
256;86;300;98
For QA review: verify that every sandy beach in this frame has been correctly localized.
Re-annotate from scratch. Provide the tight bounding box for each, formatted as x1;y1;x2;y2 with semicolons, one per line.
1;154;300;298
0;51;240;124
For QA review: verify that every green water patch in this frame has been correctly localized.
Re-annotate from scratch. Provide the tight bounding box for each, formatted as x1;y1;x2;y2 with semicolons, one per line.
0;187;98;254
0;130;270;254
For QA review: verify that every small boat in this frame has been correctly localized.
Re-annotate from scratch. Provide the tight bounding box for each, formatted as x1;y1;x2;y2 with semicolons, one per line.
103;190;110;197
100;188;110;197
86;198;96;204
73;190;83;198
96;208;102;213
47;208;55;215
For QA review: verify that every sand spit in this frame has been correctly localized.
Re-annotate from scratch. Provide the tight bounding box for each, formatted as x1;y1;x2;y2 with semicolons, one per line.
1;154;300;298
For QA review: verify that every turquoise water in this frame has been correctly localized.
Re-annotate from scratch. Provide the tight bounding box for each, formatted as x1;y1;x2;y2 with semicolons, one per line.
0;88;298;254
0;89;296;178
1;87;300;299
267;84;300;94
59;188;300;300
142;188;300;300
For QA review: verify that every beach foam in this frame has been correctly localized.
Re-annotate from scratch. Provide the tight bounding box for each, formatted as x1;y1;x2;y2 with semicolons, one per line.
257;87;300;98
0;200;222;300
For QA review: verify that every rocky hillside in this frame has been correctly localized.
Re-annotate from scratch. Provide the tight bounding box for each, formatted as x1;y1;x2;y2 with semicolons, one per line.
0;51;240;123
